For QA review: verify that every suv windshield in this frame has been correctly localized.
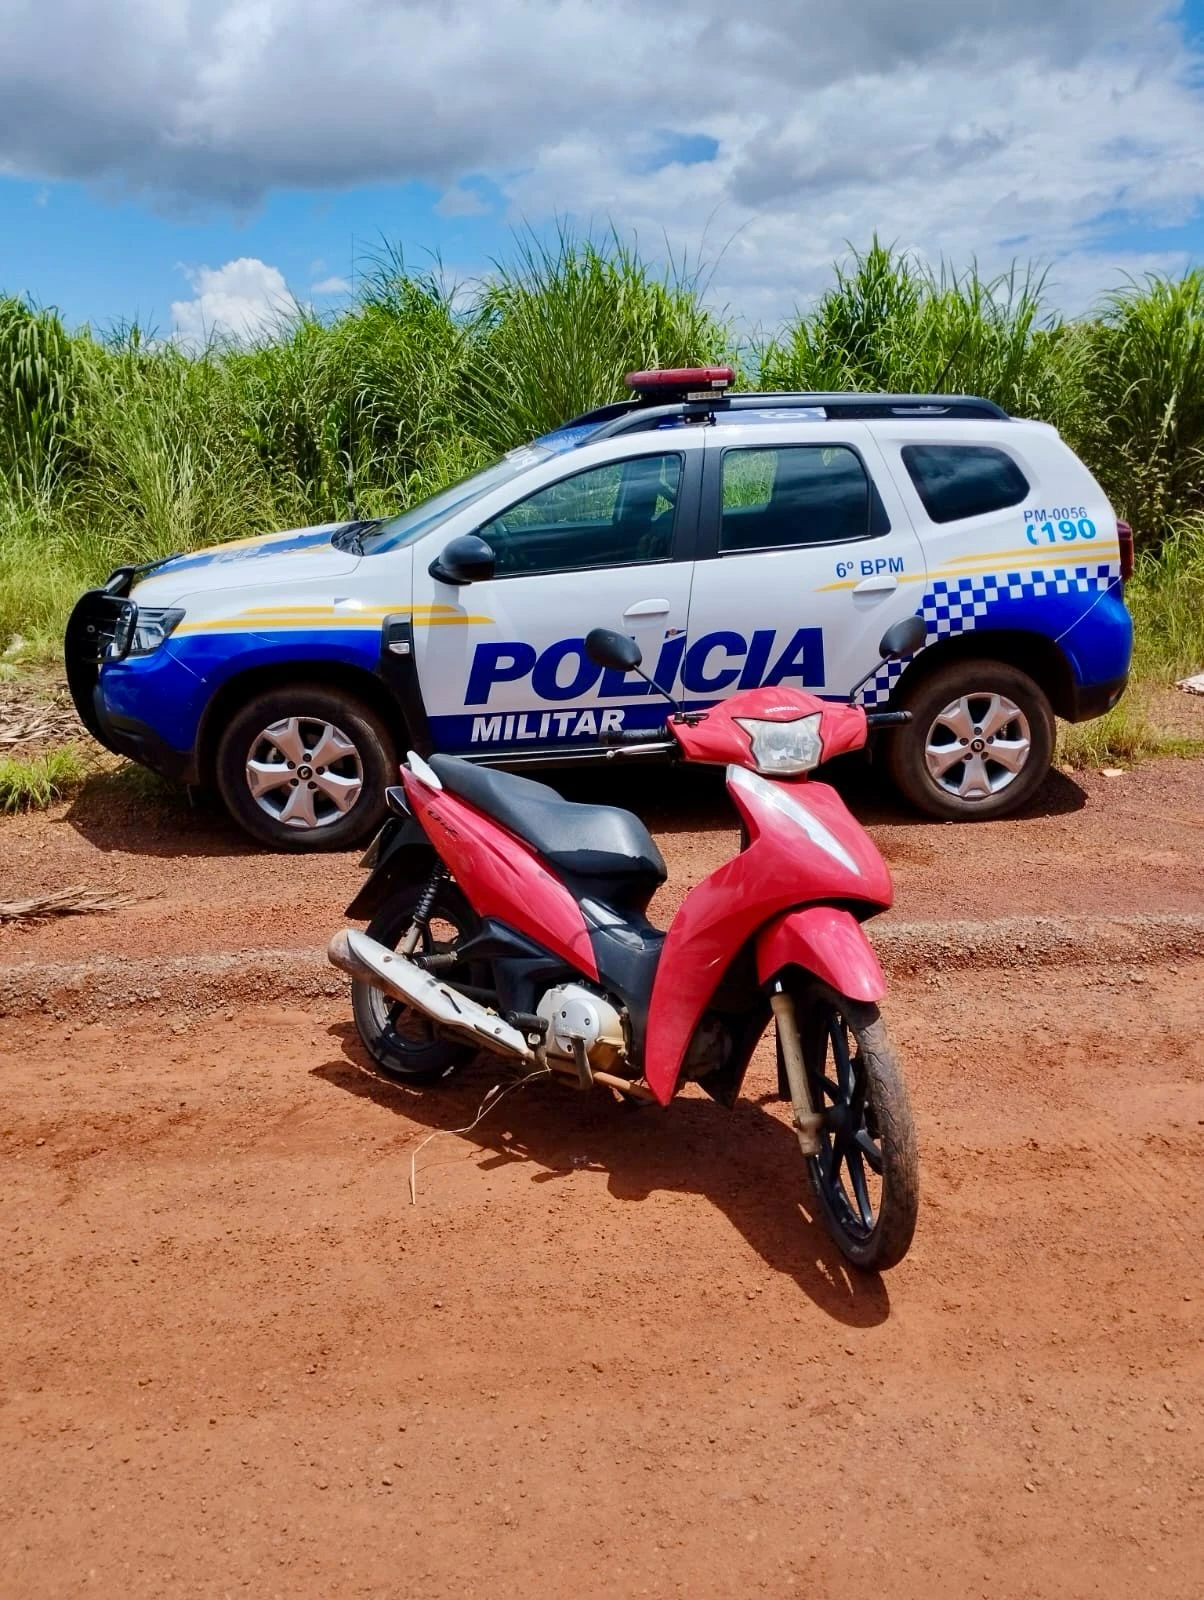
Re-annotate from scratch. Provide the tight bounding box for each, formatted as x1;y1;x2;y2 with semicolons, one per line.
358;446;551;555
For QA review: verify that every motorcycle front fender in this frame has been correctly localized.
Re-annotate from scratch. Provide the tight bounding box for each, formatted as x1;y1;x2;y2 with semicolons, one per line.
755;906;886;1002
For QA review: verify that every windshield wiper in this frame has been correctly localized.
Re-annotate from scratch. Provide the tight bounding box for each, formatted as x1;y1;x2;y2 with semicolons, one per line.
332;518;381;555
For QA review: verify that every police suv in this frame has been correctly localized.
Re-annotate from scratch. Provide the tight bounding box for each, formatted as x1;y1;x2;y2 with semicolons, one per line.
65;368;1133;850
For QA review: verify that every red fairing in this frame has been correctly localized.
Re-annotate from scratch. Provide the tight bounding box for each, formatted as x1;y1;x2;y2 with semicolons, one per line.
755;906;887;1002
643;769;892;1104
812;701;871;762
402;771;599;981
669;689;868;769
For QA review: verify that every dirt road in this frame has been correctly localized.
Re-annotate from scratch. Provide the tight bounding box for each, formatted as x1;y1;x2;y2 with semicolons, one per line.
2;755;1203;1597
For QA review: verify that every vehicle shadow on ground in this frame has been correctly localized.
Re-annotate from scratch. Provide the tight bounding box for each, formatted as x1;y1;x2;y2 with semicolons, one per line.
61;746;1087;860
64;768;263;859
313;1025;894;1327
558;752;1089;831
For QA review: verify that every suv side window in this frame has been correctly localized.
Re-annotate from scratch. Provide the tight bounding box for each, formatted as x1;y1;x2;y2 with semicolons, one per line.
902;444;1029;523
477;453;682;577
720;445;872;552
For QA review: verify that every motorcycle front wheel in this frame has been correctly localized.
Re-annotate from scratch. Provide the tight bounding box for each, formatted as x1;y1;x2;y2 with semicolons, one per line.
782;984;919;1271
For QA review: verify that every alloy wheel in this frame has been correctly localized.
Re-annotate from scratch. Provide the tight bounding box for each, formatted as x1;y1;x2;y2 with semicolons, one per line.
923;692;1032;801
244;715;364;830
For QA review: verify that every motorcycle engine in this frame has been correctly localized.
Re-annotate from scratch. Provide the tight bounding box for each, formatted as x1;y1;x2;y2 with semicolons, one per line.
536;984;627;1071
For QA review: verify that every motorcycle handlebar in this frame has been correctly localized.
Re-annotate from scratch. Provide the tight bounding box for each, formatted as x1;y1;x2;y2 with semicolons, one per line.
864;710;913;728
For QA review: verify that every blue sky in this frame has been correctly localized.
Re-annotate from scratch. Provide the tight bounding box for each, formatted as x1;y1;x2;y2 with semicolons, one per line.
3;1;1204;338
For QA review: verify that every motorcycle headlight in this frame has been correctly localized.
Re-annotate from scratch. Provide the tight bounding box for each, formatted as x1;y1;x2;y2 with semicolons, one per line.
734;711;824;776
108;606;185;659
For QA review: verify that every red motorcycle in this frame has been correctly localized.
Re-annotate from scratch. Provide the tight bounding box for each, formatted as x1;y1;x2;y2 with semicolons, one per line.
329;617;925;1270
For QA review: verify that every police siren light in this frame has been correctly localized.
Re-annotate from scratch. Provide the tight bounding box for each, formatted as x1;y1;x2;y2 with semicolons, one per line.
625;367;735;404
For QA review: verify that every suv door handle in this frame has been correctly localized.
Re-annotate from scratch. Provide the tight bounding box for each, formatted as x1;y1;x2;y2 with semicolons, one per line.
852;575;899;595
623;598;671;618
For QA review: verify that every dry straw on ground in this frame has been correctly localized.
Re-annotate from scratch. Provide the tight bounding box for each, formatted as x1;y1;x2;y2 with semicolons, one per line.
0;886;139;921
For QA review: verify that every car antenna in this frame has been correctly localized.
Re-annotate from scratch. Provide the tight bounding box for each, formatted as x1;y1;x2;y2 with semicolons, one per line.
932;327;971;393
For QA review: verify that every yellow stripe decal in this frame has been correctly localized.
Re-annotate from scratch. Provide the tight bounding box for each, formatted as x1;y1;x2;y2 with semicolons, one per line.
175;612;493;637
236;603;456;617
936;546;1119;579
415;615;494;626
933;543;1119;572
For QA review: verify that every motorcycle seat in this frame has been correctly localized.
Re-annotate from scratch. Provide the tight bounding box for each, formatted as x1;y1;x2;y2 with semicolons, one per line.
427;754;667;892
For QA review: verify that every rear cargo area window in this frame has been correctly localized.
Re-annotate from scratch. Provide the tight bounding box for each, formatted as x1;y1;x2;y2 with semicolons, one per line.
902;444;1029;523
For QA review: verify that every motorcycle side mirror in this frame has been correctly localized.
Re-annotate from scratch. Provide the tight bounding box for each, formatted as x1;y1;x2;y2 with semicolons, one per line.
846;613;927;705
878;615;927;660
584;626;693;718
585;627;643;672
429;534;496;586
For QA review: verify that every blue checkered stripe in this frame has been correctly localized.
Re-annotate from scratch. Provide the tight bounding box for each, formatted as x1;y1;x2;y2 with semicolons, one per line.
858;562;1119;707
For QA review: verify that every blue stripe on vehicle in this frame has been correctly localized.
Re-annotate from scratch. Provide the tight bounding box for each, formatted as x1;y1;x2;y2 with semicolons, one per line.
99;626;383;752
428;701;681;753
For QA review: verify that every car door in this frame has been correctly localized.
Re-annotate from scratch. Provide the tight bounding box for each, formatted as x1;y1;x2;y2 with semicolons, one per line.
684;421;926;706
409;439;702;757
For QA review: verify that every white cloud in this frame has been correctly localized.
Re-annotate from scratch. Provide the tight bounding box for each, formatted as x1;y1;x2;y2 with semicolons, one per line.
435;182;491;218
171;257;292;347
2;2;1203;316
310;274;351;295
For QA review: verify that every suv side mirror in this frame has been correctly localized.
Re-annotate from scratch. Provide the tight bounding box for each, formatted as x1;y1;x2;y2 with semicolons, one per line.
878;615;927;660
429;534;496;586
585;627;643;672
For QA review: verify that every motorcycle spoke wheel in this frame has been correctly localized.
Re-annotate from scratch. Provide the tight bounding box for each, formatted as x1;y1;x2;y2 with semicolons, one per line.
813;1016;882;1234
351;881;483;1085
792;989;919;1271
382;916;463;1046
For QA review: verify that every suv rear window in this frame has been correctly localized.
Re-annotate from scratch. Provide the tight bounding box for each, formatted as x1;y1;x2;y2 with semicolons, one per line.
720;445;873;552
902;444;1029;523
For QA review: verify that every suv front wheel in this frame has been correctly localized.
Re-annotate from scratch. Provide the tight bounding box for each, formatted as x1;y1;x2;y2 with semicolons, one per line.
884;659;1054;821
216;684;397;851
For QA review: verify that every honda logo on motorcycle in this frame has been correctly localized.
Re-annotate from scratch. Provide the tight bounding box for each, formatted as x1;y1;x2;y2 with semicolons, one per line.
465;627;826;705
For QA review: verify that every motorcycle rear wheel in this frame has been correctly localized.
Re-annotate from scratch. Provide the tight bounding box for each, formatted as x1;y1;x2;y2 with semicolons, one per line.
783;983;919;1271
352;879;483;1085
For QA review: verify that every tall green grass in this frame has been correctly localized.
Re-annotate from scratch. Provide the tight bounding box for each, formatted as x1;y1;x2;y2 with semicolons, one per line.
1;234;1203;689
759;241;1085;434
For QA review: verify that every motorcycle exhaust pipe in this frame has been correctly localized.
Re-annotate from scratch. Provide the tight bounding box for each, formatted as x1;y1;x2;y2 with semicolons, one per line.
327;927;535;1064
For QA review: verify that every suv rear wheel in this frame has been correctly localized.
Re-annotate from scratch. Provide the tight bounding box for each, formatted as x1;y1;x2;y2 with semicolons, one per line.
884;658;1054;821
216;684;397;851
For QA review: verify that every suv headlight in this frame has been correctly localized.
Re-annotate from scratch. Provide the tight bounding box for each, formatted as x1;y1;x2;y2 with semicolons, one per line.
734;712;824;775
108;606;185;659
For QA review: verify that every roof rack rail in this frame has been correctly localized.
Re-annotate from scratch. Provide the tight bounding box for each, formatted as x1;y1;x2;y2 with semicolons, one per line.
586;390;1009;440
557;399;637;430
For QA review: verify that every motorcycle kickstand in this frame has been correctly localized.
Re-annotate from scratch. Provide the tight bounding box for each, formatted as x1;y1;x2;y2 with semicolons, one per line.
571;1036;594;1092
770;987;822;1157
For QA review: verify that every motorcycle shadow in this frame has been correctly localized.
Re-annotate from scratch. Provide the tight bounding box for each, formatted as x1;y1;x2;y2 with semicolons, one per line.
313;1024;893;1327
